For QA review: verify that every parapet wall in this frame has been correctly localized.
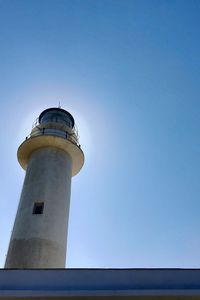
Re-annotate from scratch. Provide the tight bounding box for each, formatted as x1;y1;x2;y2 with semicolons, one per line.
1;269;200;299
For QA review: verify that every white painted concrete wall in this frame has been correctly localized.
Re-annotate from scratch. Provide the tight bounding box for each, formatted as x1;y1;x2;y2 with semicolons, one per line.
5;147;72;268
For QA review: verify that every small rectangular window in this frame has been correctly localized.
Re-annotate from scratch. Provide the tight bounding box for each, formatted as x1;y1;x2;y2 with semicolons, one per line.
33;202;44;214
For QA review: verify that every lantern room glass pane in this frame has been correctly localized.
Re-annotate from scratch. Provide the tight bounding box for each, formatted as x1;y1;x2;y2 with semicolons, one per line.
40;109;74;128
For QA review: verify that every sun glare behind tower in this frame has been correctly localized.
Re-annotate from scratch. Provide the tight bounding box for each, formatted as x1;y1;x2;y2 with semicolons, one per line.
5;107;84;268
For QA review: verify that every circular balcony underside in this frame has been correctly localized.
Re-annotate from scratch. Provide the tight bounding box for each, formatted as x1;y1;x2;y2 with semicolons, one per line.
17;135;84;176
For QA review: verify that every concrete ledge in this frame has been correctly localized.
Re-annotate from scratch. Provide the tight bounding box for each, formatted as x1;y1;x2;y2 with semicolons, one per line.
1;269;200;299
18;135;84;176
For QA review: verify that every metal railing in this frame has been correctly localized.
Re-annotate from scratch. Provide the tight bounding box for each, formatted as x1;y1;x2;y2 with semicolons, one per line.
32;118;79;137
31;117;80;143
32;118;39;128
25;127;81;148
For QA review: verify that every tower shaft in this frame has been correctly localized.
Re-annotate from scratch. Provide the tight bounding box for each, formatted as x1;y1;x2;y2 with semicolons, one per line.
5;148;72;268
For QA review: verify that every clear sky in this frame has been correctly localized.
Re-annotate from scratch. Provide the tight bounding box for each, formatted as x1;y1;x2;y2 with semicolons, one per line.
1;0;200;268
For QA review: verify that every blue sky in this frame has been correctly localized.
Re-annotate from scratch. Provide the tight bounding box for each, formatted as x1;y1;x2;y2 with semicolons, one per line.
1;0;200;268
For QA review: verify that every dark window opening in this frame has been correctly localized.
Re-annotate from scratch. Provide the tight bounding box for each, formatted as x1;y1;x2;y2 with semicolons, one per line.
33;202;44;214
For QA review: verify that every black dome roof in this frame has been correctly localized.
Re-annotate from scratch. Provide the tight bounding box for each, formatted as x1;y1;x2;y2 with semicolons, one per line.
39;107;75;128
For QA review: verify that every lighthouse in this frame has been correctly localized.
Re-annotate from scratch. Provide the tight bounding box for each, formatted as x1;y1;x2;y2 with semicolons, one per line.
5;107;84;268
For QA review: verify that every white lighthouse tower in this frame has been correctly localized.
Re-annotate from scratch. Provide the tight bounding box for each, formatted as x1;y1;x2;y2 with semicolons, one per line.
5;107;84;268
